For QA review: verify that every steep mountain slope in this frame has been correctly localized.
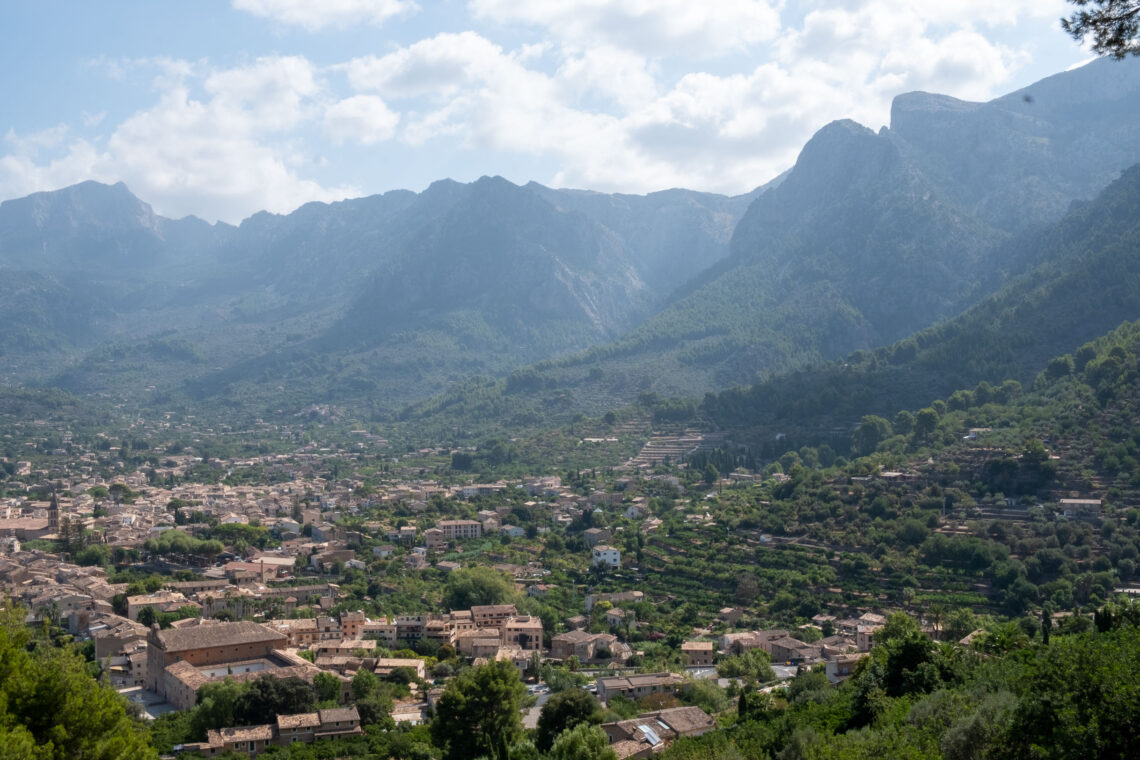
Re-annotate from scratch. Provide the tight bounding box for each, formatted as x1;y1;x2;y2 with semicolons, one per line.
526;182;768;293
628;57;1140;377
210;188;419;302
0;180;176;272
0;176;753;406
0;181;231;355
892;57;1140;232
341;176;651;343
432;56;1140;420
700;161;1140;431
183;176;752;409
0;270;105;357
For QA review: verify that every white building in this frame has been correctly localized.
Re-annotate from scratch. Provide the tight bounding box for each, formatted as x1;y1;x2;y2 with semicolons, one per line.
592;544;621;569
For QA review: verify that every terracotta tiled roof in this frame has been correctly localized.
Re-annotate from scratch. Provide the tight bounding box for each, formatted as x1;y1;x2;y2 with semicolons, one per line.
277;712;321;730
611;739;648;759
319;706;360;724
651;706;716;734
155;621;284;652
471;604;517;615
214;724;274;742
553;629;592;643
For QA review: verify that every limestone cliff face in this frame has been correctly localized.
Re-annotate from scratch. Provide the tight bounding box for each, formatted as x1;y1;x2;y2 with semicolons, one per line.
547;57;1140;401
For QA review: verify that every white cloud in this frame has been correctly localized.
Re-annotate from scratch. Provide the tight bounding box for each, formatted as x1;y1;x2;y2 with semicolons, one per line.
566;65;825;194
554;46;659;110
204;56;319;130
327;4;1066;200
470;0;782;57
105;84;353;222
781;2;1030;106
0;56;356;223
343;33;755;193
895;0;1067;28
232;0;417;31
572;3;1049;192
4;124;70;157
324;95;400;145
0;136;107;199
82;56;206;95
345;32;506;99
351;4;1067;198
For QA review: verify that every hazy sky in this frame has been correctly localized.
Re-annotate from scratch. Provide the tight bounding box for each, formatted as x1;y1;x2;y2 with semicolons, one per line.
0;1;1091;223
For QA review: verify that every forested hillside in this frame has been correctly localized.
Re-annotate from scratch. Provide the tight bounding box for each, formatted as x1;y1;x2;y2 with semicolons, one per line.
661;618;1140;760
418;57;1140;427
701;161;1140;432
649;320;1140;759
399;154;1140;439
180;176;747;411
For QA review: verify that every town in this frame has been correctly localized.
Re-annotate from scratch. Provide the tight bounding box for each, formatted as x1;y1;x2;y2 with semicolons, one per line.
0;430;885;757
3;389;1136;760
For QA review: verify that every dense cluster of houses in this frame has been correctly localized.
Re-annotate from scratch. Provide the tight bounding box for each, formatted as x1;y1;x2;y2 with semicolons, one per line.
720;612;886;665
270;603;543;664
0;435;945;760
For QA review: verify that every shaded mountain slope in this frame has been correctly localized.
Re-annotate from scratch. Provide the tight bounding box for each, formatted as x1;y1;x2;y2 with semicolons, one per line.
413;57;1140;425
701;161;1140;430
180;177;759;409
0;176;752;406
402;145;1140;435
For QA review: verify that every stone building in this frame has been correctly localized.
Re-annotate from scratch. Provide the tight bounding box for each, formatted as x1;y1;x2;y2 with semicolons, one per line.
681;641;715;668
145;620;288;696
437;519;482;540
596;672;682;704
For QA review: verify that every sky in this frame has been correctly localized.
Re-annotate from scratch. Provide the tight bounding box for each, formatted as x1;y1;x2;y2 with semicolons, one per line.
0;1;1092;224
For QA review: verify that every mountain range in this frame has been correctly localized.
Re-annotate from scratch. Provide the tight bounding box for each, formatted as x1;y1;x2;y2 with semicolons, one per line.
503;56;1140;399
0;174;757;410
3;56;1140;431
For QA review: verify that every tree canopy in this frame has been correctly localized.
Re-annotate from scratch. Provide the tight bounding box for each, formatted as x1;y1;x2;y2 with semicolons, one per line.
430;659;526;760
549;723;618;760
442;566;518;610
313;671;341;703
1064;1;1140;58
535;689;604;751
0;604;156;759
